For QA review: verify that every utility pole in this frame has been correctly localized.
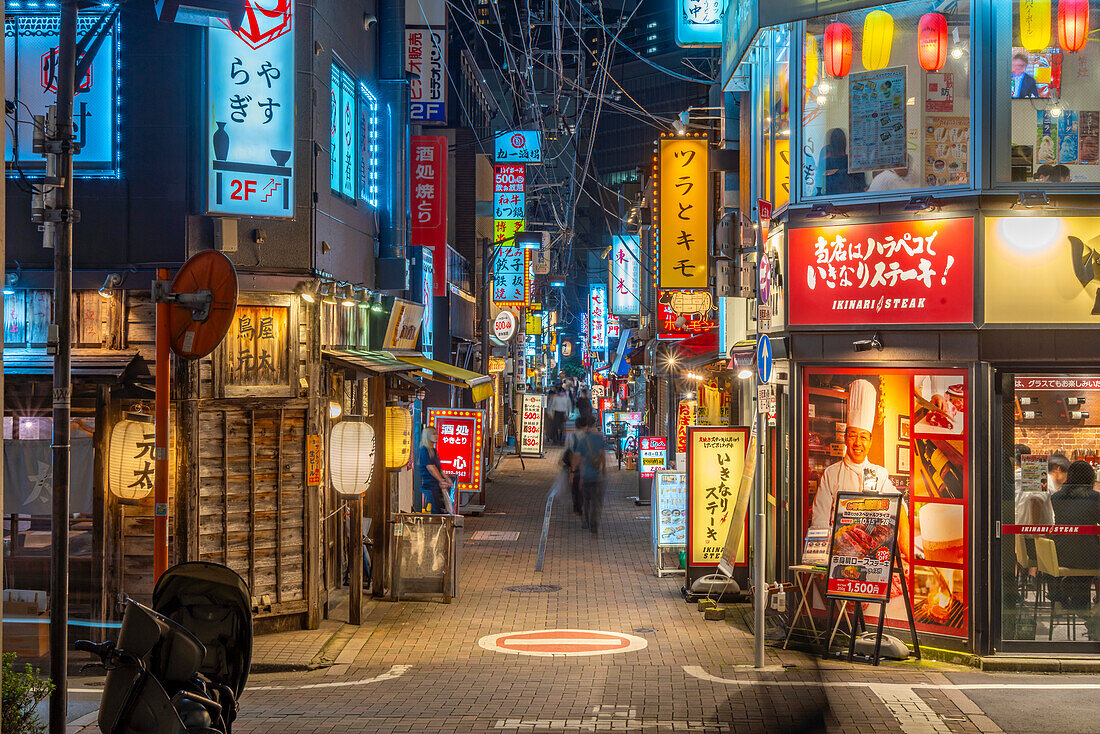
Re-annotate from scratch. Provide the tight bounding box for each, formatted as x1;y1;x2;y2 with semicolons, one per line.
48;2;78;730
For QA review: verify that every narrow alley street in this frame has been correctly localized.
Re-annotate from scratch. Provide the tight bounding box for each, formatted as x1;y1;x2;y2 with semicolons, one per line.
62;451;1100;733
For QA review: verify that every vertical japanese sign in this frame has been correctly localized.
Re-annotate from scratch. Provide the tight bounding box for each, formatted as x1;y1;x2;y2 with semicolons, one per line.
589;284;608;353
493;164;529;306
657;136;710;289
206;0;295;218
654;471;688;547
686;427;748;566
410;136;447;250
225;304;291;387
579;311;590;368
5;10;118;173
406;25;447;123
676;399;698;454
306;435;323;486
610;235;642;315
330;64;357;198
639;437;669;478
518;393;545;456
427;409;484;493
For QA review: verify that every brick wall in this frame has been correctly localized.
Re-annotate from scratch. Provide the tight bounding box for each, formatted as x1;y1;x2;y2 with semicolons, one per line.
1015;426;1100;458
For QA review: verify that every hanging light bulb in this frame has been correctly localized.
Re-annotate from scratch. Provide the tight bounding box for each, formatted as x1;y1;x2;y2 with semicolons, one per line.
824;23;853;77
862;9;895;70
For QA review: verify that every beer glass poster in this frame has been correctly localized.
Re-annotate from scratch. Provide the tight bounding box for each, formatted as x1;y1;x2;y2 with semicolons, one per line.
802;367;969;637
686;427;748;566
427;409;484;493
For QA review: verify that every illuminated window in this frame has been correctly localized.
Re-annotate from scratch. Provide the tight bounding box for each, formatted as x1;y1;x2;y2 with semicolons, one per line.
647;34;657;41
330;62;358;199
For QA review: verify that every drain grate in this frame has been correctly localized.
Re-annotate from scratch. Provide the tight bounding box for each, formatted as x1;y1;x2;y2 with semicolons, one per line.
503;584;562;593
471;531;520;541
632;627;658;634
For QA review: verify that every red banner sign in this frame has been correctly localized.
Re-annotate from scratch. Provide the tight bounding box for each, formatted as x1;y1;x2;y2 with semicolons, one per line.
494;164;525;192
788;218;974;326
427;409;484;492
657;290;717;340
1002;525;1100;535
411;136;448;295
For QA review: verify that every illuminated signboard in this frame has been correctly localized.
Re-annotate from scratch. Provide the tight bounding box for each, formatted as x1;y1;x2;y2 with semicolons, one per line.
407;26;447;123
494;130;543;163
639;437;669;479
410;135;447;249
687;427;749;566
5;10;119;174
420;247;434;359
493;163;529;306
676;0;725;47
427;408;484;494
518;393;545;456
206;0;295;218
331;63;357;198
589;284;608;352
610;235;641;315
656;136;710;289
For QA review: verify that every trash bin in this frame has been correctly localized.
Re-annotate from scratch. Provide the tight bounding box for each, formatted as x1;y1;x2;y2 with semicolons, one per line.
391;513;460;602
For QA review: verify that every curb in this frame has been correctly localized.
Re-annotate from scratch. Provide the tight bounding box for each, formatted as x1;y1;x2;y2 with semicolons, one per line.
979;655;1100;673
249;623;355;674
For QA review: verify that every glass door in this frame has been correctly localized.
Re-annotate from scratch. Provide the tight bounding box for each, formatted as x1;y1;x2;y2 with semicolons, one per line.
998;371;1100;651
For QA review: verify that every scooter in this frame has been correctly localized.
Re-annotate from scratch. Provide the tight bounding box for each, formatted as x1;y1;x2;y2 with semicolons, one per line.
76;562;252;734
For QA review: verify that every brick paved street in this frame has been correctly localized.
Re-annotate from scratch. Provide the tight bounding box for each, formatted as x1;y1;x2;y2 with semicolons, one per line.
66;449;1100;732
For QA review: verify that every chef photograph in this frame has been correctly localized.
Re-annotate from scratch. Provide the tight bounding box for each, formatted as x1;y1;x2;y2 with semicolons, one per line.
810;379;899;530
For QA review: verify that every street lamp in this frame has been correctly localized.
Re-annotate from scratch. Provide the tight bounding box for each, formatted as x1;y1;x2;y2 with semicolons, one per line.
154;0;245;30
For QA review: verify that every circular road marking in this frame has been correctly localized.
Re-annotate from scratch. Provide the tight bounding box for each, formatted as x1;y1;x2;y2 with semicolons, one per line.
478;628;649;657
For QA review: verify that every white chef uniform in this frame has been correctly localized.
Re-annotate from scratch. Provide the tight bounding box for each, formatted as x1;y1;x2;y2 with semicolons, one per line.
809;379;898;530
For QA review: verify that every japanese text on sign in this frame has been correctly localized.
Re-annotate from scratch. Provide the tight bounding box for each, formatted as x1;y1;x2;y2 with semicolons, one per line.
788;218;975;326
589;284;608;352
518;394;545;456
676;0;724;47
658;137;710;290
410;136;447;248
640;436;669;479
825;492;901;602
655;471;687;548
207;0;295;218
687;428;748;565
610;235;642;315
225;304;290;388
407;26;447;123
495;130;542;162
427;409;484;492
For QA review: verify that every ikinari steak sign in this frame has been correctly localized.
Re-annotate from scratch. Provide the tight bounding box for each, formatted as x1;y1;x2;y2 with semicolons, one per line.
788;218;974;326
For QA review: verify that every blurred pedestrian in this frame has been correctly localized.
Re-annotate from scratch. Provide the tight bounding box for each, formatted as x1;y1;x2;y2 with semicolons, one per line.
572;414;607;535
417;427;454;514
563;423;583;515
575;389;593;424
550;388;571;444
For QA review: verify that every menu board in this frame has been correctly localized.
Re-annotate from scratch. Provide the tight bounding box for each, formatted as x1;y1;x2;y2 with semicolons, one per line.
686;427;748;566
924;116;969;187
826;492;902;603
427;409;484;493
518;393;544;456
653;471;687;548
1021;454;1048;492
639;437;668;479
849;66;907;173
801;527;830;568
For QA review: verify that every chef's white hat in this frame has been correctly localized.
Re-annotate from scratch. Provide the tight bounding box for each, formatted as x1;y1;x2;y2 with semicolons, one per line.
846;379;877;433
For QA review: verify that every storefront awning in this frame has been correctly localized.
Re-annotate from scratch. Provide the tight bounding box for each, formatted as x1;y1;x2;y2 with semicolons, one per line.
391;354;495;403
322;349;416;375
672;331;718;356
3;349;146;382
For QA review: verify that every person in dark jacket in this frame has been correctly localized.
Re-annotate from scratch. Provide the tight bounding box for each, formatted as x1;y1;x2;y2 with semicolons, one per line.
1049;461;1100;611
1012;53;1041;98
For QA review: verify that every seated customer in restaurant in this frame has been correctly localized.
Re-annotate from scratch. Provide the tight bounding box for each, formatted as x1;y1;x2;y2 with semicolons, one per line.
1049;461;1100;611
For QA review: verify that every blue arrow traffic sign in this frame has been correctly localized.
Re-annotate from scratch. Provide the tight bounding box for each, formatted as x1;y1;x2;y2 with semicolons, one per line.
757;334;773;385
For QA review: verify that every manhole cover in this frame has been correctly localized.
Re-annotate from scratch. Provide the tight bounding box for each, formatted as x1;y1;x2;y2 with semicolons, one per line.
503;584;561;593
632;627;658;634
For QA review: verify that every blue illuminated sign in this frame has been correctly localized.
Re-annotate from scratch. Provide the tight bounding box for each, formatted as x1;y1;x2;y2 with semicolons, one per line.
494;190;525;219
4;10;119;175
677;0;725;48
494;130;542;163
206;0;295;218
330;63;357;198
359;83;380;207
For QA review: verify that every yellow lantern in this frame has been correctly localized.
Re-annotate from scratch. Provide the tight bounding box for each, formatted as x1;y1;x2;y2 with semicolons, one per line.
385;407;413;469
1020;0;1052;51
329;418;376;496
804;34;819;90
862;10;894;70
108;414;156;501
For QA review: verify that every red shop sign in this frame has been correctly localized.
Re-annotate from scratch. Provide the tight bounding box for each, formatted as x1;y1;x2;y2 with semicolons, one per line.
657;290;717;340
410;136;447;249
787;217;974;326
494;164;526;193
427;409;485;492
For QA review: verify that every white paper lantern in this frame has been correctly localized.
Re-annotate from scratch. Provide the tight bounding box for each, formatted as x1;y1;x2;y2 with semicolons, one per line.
109;415;156;500
330;418;375;496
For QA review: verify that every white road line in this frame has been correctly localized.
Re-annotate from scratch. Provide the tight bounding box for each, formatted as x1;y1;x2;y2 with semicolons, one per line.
249;664;411;690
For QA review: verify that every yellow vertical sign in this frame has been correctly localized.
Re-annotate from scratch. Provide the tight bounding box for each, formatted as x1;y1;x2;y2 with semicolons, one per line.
687;427;748;566
658;136;710;289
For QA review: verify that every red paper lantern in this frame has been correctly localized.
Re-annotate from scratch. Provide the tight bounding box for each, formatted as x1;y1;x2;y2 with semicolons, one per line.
917;13;948;71
824;22;853;78
1059;0;1090;51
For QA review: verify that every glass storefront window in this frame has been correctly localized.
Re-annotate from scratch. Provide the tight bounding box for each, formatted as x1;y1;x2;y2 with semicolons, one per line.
996;1;1100;183
1001;374;1100;647
757;26;792;209
800;0;973;198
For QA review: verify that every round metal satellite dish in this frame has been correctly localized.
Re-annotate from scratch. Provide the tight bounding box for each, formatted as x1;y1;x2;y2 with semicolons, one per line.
167;250;239;360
